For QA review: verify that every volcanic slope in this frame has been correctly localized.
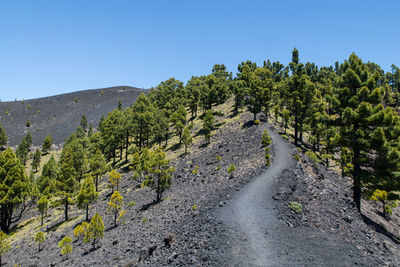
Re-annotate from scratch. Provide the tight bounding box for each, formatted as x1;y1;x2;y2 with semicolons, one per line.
0;86;146;145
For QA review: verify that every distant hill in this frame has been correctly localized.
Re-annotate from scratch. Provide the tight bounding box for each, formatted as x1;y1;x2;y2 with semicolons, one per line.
0;86;146;146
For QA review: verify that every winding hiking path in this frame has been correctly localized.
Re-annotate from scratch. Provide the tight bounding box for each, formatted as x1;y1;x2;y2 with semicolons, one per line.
219;125;367;266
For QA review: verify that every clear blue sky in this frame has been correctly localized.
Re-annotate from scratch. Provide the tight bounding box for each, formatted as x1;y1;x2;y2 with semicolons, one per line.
0;0;399;101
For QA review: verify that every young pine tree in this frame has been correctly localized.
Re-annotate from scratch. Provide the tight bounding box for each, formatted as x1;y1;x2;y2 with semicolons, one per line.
107;191;124;227
181;127;192;154
37;195;48;226
142;147;175;203
0;125;7;149
34;232;45;252
32;149;41;173
77;176;99;222
108;169;122;193
42;135;52;154
84;212;104;250
90;149;106;192
203;110;214;144
58;236;72;259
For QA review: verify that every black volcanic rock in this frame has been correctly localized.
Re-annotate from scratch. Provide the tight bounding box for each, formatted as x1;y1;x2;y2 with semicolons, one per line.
0;86;146;145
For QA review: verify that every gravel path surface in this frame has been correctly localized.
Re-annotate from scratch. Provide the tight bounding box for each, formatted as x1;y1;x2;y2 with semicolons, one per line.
220;125;368;266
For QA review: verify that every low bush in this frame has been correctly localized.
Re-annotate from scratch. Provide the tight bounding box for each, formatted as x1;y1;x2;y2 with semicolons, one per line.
288;201;302;214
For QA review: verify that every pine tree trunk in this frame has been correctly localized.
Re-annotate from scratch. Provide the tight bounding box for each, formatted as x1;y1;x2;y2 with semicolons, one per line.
185;144;187;154
114;212;117;227
299;120;303;144
294;116;298;147
157;174;161;203
65;198;69;221
86;204;89;222
93;239;96;250
125;131;129;162
41;212;44;226
95;175;99;192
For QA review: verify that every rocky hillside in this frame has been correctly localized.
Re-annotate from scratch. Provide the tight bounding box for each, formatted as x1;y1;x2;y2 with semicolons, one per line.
0;86;146;146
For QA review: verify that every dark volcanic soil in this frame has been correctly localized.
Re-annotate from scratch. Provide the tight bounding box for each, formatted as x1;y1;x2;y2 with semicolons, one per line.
5;111;400;266
0;86;145;145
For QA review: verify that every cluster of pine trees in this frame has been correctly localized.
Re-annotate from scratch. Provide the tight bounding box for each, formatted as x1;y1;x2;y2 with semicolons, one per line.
99;50;400;214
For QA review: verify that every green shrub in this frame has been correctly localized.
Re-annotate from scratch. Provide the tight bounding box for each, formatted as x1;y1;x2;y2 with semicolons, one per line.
74;97;79;103
192;166;199;175
141;217;148;223
288;201;302;214
191;204;198;211
305;151;320;167
100;91;104;95
293;155;300;161
27;104;31;110
254;119;260;125
127;201;136;207
26;120;31;127
281;134;288;140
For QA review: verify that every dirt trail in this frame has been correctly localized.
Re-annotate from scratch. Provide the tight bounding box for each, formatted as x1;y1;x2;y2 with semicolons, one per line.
220;126;368;266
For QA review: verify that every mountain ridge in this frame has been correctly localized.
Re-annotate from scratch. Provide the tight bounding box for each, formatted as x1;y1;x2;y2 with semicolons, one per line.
0;86;146;146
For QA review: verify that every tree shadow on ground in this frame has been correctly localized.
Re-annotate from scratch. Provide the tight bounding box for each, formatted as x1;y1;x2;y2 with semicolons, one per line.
361;213;400;244
167;143;181;152
242;120;254;129
47;216;79;232
140;201;157;212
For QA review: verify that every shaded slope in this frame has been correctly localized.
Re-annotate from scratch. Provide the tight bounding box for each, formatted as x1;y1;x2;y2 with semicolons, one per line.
0;86;146;145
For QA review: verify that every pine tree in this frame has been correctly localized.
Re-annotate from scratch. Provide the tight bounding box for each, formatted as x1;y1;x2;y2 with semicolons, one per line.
181;127;192;154
67;139;86;182
74;221;88;241
16;134;31;165
170;105;187;144
37;155;59;196
337;53;390;211
32;149;41;173
0;149;30;231
0;125;7;149
80;114;88;131
42;135;52;154
203;110;214;144
107;191;124;227
77;176;99;221
58;236;72;259
282;108;290;134
56;148;77;221
84;212;104;250
34;232;45;252
0;231;10;266
142;147;175;203
88;124;93;137
37;195;48;226
90;149;106;191
108;169;121;193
